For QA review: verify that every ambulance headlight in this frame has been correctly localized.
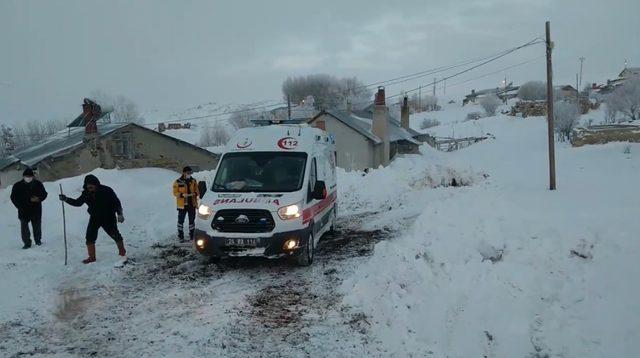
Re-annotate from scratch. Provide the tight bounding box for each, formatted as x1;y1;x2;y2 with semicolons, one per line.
198;204;213;219
278;204;301;220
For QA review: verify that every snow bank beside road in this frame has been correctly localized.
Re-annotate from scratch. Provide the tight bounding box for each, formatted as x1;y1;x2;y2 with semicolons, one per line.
342;116;640;357
337;146;483;231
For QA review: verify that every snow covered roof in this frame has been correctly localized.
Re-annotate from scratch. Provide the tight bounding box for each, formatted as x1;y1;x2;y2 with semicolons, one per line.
0;123;129;170
320;110;382;144
354;103;421;137
315;110;420;146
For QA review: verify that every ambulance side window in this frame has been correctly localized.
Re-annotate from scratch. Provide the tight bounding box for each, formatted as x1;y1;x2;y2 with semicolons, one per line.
307;158;317;202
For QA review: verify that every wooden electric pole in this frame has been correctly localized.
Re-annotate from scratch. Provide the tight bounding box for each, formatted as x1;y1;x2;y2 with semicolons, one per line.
545;21;557;190
578;57;585;89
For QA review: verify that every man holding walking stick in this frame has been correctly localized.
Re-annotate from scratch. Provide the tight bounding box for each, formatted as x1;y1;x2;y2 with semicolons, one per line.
59;174;127;265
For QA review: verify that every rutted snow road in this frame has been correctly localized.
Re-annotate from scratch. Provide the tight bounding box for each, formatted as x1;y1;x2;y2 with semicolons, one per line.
1;214;397;357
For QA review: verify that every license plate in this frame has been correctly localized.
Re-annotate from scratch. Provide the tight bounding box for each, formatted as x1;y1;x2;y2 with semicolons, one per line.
225;238;259;246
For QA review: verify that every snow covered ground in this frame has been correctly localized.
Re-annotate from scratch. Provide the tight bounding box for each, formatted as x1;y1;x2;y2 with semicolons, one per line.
342;113;640;357
1;104;638;356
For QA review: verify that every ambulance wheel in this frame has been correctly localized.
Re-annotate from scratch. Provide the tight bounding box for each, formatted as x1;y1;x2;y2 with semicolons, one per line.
294;232;314;266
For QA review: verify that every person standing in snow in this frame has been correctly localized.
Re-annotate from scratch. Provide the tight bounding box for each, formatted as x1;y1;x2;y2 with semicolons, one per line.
172;166;200;242
58;175;127;264
10;168;48;249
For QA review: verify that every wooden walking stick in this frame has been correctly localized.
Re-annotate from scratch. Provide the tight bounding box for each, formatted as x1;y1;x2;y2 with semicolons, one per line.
59;184;68;266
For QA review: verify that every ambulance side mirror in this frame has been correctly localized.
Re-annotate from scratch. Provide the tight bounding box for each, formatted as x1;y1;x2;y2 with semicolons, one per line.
311;181;327;200
198;181;207;199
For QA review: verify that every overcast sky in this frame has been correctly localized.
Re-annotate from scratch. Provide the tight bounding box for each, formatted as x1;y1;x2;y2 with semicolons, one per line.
1;0;638;124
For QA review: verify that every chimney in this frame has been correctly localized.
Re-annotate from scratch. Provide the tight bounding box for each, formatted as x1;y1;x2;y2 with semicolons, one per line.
401;96;410;130
346;100;352;115
82;98;100;140
372;87;390;166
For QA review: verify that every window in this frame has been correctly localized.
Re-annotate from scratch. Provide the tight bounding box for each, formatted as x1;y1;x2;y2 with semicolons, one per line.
307;158;317;202
112;133;132;157
213;152;307;193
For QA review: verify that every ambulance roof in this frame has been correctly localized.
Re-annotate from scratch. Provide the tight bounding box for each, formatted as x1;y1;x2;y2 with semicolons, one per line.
226;124;333;153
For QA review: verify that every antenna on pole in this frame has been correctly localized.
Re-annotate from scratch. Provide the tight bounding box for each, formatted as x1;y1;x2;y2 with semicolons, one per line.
578;57;585;88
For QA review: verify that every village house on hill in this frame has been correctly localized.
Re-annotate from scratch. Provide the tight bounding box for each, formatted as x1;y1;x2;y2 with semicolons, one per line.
309;88;428;171
0;98;218;187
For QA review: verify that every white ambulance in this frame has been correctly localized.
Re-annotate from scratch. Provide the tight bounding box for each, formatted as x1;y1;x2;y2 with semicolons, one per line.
194;124;337;266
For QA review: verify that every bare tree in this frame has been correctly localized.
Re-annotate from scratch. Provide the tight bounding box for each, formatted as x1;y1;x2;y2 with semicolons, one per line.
554;101;580;142
199;122;229;147
480;94;501;116
423;95;439;111
419;118;440;129
90;90;144;123
518;81;547;101
606;78;640;122
604;103;618;124
0;124;16;157
282;74;372;110
228;106;259;129
465;111;483;121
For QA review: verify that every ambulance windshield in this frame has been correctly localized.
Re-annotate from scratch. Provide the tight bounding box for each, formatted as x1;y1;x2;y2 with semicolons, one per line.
213;152;307;192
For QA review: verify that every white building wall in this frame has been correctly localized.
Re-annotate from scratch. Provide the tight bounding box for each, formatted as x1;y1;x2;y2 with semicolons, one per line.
310;114;376;171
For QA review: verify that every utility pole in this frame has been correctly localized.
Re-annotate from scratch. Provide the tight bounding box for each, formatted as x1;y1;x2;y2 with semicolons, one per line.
443;79;446;95
545;21;557;190
578;57;585;89
287;94;291;121
433;77;436;96
418;86;422;111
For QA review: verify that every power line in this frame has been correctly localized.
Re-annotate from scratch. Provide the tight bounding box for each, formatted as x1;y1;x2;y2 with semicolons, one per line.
357;37;543;91
439;55;545;90
386;38;544;100
143;101;287;127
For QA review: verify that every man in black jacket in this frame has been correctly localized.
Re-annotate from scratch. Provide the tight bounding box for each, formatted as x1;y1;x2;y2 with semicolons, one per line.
59;174;127;264
10;168;48;249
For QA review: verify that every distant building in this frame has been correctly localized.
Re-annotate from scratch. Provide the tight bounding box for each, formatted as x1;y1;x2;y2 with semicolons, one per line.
251;95;318;126
308;88;423;171
555;85;579;99
463;83;519;106
0;98;218;187
597;66;640;95
619;67;640;79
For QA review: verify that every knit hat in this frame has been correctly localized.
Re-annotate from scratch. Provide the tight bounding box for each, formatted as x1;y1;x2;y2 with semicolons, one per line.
182;166;193;173
22;168;34;177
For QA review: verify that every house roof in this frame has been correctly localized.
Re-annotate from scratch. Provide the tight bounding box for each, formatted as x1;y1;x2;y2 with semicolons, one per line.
311;110;420;146
0;122;219;171
354;103;422;137
0;123;129;170
620;67;640;77
465;85;519;99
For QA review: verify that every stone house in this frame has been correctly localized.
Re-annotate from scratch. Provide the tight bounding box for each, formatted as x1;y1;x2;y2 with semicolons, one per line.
308;88;422;171
0;99;218;187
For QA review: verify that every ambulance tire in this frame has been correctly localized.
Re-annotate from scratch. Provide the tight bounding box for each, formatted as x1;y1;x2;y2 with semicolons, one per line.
294;231;315;266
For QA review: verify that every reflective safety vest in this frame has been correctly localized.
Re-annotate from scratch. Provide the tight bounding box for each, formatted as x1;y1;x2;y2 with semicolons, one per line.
172;177;199;209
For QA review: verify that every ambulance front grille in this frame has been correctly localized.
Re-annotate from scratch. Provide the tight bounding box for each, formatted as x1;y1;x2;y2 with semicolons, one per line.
212;209;275;233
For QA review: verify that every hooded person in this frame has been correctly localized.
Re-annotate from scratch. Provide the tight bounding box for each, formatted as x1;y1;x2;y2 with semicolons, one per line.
10;168;48;249
172;166;200;242
59;175;127;264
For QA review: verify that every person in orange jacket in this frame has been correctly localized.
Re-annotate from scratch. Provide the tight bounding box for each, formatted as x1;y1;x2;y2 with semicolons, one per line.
172;166;200;242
